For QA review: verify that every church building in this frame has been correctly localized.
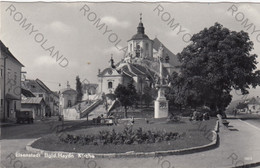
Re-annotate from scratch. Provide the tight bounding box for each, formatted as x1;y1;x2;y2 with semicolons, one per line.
97;15;180;96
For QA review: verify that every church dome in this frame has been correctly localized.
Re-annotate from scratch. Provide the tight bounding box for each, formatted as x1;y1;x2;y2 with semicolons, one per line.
131;33;149;40
129;14;150;41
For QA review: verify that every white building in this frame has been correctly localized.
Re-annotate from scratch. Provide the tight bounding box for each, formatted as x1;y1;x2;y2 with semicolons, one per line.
0;40;24;121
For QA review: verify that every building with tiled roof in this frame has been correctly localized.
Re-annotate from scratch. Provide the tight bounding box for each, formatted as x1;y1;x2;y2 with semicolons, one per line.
21;97;46;119
98;15;180;96
22;78;59;116
0;40;24;121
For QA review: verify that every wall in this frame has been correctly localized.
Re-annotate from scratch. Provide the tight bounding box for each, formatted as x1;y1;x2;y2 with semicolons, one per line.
0;54;4;120
127;39;153;59
1;53;22;120
98;69;122;94
60;91;77;109
63;108;80;120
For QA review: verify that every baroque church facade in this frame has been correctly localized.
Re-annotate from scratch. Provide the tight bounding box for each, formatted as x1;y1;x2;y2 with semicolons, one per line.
97;15;180;96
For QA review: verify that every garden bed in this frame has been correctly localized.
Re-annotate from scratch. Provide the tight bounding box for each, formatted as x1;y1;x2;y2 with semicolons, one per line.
31;118;217;153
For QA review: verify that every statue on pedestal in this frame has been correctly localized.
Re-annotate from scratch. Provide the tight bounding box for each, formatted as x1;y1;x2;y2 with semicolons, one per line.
154;44;170;118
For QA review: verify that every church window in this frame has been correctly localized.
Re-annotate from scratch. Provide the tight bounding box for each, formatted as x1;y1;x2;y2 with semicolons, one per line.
68;100;72;107
165;55;170;63
130;44;132;52
145;43;149;51
136;45;140;57
108;81;113;89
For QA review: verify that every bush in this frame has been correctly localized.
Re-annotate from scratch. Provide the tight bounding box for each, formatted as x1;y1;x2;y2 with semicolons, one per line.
59;126;181;146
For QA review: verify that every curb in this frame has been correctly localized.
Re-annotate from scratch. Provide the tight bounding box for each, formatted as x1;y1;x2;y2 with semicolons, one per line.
26;121;219;158
231;161;260;168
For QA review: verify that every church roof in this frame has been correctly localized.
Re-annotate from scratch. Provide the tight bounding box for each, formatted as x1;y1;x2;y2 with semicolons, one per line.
128;16;150;41
98;67;118;77
119;63;155;80
130;33;149;41
60;88;77;94
153;38;181;67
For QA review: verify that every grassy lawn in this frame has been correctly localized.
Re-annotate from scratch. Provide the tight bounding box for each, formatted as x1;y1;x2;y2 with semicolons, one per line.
32;117;217;153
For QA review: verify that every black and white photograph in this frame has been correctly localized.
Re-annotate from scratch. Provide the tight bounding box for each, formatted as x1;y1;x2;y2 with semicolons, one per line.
1;1;260;168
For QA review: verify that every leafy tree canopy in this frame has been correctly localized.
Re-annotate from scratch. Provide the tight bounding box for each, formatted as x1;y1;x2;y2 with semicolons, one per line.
176;23;260;112
114;83;138;118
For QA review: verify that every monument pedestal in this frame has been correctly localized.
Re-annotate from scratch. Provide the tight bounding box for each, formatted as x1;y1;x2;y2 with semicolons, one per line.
154;97;169;118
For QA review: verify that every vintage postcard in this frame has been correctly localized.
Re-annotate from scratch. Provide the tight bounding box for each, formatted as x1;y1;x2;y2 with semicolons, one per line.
1;1;260;168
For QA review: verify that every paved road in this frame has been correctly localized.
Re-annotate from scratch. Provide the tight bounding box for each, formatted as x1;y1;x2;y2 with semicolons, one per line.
1;118;260;168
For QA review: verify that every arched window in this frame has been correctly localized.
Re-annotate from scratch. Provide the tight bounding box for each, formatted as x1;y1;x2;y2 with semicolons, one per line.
136;45;140;57
165;55;170;63
68;100;72;107
130;44;132;52
145;43;149;51
108;81;113;89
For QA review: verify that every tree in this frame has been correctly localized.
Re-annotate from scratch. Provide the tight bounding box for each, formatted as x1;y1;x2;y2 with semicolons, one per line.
114;83;138;118
177;23;260;114
236;102;248;110
76;76;83;102
142;85;154;107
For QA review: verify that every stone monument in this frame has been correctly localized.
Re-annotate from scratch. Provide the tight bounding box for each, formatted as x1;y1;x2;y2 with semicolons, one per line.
154;44;169;118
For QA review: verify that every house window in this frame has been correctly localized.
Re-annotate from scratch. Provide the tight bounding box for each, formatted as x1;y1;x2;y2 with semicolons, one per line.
0;69;3;78
39;94;43;97
130;44;132;52
108;82;113;89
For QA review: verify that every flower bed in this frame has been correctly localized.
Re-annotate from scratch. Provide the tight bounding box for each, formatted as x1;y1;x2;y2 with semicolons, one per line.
31;118;217;153
59;126;180;145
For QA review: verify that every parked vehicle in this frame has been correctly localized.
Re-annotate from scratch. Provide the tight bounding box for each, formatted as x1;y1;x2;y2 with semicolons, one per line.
16;110;34;124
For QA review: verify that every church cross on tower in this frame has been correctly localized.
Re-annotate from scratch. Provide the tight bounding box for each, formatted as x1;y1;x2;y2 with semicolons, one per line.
140;13;142;23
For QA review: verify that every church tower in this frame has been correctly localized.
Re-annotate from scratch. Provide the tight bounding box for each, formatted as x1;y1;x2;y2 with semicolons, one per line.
127;14;153;60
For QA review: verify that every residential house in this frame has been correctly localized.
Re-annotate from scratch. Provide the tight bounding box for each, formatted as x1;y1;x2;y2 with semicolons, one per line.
0;40;24;121
22;78;59;116
21;97;46;119
247;97;260;114
21;87;46;119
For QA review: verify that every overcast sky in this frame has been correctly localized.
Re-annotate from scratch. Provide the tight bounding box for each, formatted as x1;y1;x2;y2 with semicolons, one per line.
1;2;260;100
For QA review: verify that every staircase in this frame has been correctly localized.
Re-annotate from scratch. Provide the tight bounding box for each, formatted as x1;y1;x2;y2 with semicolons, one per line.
85;104;107;120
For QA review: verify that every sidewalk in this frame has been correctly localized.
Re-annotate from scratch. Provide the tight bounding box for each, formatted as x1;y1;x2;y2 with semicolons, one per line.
151;118;260;168
226;113;260;120
0;119;17;127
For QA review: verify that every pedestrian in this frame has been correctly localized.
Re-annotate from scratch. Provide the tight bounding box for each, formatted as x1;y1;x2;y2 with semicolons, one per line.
145;118;149;124
131;116;134;125
100;114;104;124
